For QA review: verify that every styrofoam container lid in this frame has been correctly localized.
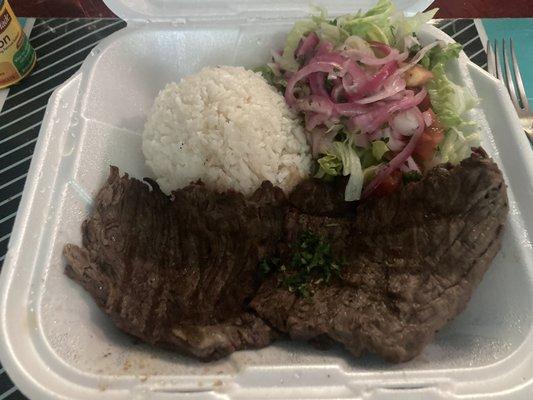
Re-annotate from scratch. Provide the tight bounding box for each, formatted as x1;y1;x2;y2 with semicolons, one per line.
103;0;436;21
0;1;532;399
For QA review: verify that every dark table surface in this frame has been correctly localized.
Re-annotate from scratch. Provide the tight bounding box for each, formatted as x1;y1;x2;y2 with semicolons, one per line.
7;0;533;18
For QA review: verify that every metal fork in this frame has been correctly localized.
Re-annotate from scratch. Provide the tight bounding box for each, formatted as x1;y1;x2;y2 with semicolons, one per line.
487;39;533;145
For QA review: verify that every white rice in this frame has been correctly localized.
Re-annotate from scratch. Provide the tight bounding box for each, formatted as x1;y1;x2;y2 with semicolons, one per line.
142;66;311;195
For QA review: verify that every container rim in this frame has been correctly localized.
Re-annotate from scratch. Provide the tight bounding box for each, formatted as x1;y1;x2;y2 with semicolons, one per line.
0;17;532;400
102;0;435;23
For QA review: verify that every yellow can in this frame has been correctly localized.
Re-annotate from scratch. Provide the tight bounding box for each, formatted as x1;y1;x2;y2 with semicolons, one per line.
0;0;36;89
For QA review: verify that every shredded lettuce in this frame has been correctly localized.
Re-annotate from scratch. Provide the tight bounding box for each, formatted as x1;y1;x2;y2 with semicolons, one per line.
255;65;275;84
356;147;375;169
317;22;345;45
391;8;438;48
438;126;479;164
279;20;318;71
344;35;374;55
426;59;479;164
316;141;363;201
317;153;342;176
420;42;463;70
363;164;379;183
336;0;436;46
280;0;435;71
337;0;395;45
316;138;389;201
371;140;389;160
428;64;477;129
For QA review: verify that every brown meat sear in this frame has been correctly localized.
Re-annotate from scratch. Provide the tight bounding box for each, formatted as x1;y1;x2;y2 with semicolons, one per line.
65;149;507;362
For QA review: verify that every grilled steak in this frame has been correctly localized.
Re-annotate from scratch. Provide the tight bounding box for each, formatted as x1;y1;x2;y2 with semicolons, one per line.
64;149;507;362
288;177;356;217
251;149;508;362
64;167;285;360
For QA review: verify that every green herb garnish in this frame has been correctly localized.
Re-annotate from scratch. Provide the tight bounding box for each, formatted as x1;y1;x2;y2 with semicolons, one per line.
371;140;389;161
261;231;343;297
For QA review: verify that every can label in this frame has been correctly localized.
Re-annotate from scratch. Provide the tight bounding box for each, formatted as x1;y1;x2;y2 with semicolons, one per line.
0;0;36;89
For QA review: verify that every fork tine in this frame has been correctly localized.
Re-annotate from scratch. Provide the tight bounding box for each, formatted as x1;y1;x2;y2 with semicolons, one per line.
486;40;496;77
494;39;504;81
510;38;530;111
502;39;520;112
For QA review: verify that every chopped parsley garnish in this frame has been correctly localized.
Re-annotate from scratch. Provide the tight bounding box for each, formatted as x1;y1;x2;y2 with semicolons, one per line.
260;231;343;297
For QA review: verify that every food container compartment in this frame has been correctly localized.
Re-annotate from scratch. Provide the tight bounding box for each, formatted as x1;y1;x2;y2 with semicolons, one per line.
0;0;532;398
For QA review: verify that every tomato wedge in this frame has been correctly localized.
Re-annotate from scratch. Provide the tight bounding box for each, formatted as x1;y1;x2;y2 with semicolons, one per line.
372;169;403;198
418;94;432;112
414;109;444;161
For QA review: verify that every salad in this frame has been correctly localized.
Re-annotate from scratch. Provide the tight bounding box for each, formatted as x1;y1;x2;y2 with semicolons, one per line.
258;0;479;200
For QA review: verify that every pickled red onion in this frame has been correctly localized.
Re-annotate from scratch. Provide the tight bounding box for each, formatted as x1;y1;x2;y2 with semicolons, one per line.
362;122;424;198
296;32;319;58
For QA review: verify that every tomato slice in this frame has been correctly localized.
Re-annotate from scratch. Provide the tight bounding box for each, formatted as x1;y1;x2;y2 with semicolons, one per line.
414;110;444;161
418;94;432;112
372;169;403;198
424;109;444;130
369;110;444;198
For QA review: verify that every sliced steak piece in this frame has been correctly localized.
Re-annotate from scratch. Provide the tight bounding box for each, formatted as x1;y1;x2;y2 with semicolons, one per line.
289;177;357;217
252;150;508;362
64;167;285;360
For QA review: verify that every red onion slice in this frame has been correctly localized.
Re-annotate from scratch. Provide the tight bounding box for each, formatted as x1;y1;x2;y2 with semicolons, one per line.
296;94;335;114
362;124;423;198
296;32;320;59
388;87;427;114
354;132;370;148
297;94;336;130
353;61;398;99
355;76;406;104
330;80;345;102
406;156;421;172
306;113;329;130
340;59;368;94
315;40;334;56
285;61;342;105
383;126;407;151
395;41;440;77
389;107;425;137
335;102;368;117
309;72;329;97
344;42;409;66
313;51;347;66
353;88;427;134
308;126;339;157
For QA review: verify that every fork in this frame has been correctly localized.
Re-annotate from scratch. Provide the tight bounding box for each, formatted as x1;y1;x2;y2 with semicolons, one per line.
486;39;533;145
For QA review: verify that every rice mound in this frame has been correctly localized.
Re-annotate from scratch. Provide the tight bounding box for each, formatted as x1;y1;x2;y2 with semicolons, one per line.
142;66;311;195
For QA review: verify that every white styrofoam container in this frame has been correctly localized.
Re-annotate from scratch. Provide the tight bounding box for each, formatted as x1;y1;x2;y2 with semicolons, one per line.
1;1;532;398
